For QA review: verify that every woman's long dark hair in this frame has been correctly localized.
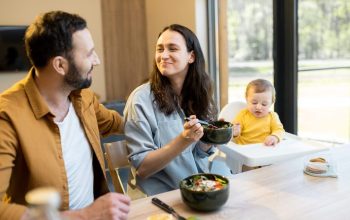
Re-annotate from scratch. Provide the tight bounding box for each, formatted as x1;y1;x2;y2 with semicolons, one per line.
150;24;217;121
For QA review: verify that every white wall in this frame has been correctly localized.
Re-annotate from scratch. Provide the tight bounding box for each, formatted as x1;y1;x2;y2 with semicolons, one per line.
0;0;106;101
145;0;208;71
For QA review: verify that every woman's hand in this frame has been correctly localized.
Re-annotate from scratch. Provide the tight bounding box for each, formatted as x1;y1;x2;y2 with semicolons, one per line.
181;115;203;142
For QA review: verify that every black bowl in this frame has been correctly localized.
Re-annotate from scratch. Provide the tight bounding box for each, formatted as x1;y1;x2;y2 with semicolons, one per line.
201;121;233;145
179;173;229;211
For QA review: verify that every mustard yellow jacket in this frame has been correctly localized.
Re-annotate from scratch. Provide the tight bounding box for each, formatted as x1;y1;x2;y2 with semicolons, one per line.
0;69;123;219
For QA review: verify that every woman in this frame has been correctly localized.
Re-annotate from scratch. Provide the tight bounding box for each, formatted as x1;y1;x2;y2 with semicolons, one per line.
124;24;217;195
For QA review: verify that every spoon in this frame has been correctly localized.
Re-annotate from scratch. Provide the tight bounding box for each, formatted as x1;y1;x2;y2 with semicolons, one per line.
184;117;219;129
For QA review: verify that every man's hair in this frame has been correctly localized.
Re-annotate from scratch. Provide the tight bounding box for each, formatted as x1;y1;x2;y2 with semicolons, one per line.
150;24;217;120
246;79;276;103
24;11;87;68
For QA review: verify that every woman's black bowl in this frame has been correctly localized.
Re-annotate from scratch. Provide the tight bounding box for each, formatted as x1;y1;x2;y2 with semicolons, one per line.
201;121;233;145
179;173;229;211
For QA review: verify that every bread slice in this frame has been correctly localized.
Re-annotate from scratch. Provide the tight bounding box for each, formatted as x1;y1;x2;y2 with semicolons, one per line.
309;157;326;163
305;162;329;174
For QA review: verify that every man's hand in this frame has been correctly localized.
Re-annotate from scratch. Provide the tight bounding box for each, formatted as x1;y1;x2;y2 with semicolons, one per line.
62;192;131;220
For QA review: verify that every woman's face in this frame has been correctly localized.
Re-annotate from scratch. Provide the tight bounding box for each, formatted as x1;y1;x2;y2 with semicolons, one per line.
155;30;194;82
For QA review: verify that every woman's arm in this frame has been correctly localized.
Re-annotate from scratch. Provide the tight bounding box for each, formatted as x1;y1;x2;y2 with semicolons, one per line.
136;117;203;179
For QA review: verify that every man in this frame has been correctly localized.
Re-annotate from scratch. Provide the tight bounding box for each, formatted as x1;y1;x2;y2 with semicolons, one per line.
0;11;130;220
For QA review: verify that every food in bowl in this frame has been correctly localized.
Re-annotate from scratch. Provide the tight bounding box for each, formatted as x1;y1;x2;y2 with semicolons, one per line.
179;173;229;211
200;121;233;145
181;174;227;192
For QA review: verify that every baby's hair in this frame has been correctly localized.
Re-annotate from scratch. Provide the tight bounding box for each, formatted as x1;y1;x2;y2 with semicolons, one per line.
245;79;276;103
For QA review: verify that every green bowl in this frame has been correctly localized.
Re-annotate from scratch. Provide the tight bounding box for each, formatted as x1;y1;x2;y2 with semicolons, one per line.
200;121;233;145
179;173;229;211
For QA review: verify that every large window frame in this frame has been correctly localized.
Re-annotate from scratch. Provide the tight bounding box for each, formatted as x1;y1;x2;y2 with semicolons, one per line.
210;0;350;142
273;0;298;134
208;0;298;134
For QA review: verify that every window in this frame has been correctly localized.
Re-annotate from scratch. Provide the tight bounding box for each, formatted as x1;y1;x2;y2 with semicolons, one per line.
227;0;274;103
298;0;350;143
216;0;350;143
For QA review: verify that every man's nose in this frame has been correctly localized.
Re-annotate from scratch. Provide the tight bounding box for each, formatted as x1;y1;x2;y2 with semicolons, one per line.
93;51;100;65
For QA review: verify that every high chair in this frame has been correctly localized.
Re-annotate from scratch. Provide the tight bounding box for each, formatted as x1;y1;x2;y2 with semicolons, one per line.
209;101;247;173
209;101;303;174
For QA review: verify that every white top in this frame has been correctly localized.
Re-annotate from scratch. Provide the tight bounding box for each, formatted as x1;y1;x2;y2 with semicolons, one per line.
55;102;94;209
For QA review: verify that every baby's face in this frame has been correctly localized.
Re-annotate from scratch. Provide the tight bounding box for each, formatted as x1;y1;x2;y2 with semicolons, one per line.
246;88;273;118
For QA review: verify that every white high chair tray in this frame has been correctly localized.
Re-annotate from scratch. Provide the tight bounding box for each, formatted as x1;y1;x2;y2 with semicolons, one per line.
219;138;330;168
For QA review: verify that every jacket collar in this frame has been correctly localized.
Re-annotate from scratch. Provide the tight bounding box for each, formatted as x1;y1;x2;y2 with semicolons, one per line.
24;68;51;119
23;68;84;119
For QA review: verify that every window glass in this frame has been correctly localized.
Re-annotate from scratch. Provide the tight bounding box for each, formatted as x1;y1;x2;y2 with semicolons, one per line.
298;0;350;143
227;0;274;103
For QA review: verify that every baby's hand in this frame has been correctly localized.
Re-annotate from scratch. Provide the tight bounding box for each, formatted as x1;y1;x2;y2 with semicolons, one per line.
233;123;241;137
264;135;278;146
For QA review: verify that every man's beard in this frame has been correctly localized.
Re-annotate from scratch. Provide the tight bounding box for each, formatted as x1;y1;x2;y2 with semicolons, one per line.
64;59;93;90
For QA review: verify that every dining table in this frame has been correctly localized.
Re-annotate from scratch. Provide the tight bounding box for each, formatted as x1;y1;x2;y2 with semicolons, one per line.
129;144;350;220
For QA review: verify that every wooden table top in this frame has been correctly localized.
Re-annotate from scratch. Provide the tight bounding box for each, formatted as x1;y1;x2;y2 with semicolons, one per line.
129;145;350;220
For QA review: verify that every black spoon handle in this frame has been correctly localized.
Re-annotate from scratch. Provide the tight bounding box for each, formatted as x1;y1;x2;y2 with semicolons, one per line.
152;197;187;220
151;197;175;214
184;117;219;129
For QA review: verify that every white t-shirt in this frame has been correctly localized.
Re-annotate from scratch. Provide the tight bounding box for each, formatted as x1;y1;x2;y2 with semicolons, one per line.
55;102;94;209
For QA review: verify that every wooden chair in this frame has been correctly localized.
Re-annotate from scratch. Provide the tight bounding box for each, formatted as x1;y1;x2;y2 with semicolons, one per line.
104;141;146;199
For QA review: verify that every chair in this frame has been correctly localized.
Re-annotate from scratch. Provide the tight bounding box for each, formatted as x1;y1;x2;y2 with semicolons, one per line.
208;101;247;173
101;100;126;145
218;101;247;122
209;101;302;173
104;141;146;199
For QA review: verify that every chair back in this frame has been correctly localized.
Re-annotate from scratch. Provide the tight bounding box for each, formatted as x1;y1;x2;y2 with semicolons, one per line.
104;141;147;199
209;101;247;174
104;141;129;194
219;101;247;122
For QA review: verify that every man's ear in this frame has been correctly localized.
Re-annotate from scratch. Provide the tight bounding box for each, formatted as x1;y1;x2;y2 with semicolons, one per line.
52;56;68;75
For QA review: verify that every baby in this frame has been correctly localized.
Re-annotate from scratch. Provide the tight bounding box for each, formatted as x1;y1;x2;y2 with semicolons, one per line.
232;79;285;146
